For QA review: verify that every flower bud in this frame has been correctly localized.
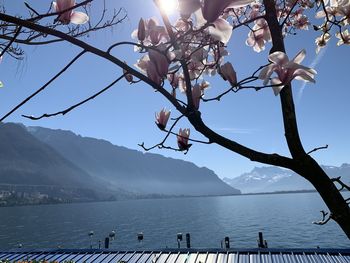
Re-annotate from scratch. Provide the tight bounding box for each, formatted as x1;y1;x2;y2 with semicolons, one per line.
219;62;237;86
138;18;146;41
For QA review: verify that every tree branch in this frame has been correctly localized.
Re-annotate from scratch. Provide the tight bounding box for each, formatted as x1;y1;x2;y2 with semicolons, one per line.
0;12;186;118
307;144;328;155
0;25;22;57
331;177;350;192
312;210;332;225
0;50;86;122
22;74;125;120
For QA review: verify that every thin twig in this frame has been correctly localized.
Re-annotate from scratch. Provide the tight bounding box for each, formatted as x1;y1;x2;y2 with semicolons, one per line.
331;177;350;192
0;51;86;122
22;74;125;120
307;144;328;155
0;26;22;57
312;210;332;225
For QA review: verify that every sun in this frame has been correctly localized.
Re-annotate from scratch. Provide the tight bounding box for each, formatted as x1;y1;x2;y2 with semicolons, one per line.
157;0;178;15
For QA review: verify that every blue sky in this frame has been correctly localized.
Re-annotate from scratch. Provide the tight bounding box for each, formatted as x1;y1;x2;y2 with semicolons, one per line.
1;0;349;179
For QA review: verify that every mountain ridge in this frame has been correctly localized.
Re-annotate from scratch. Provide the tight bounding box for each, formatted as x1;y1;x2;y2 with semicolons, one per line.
223;164;350;193
28;125;240;196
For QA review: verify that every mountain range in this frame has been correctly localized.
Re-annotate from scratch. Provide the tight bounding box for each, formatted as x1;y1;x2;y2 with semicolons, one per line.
223;164;350;193
0;123;239;203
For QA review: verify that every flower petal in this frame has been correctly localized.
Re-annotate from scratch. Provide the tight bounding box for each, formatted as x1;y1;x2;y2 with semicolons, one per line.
70;11;89;24
293;69;316;83
271;78;283;95
269;51;288;65
292;49;306;64
209;18;233;44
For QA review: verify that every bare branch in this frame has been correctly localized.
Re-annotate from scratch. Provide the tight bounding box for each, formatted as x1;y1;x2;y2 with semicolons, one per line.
22;74;125;120
28;0;93;22
0;25;22;57
331;177;350;192
307;144;328;155
312;210;332;225
0;51;86;122
24;2;40;16
0;13;185;117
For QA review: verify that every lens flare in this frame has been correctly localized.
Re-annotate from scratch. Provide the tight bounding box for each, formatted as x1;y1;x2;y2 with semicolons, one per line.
158;0;178;15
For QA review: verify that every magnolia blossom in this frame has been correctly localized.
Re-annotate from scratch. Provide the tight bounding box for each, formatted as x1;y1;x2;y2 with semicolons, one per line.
192;84;202;110
315;33;330;53
131;18;169;46
292;14;309;30
155;108;171;130
168;73;179;88
336;29;350;45
202;0;255;23
177;128;191;151
148;50;169;78
246;19;271;52
208;18;233;44
147;61;163;85
316;0;350;24
259;49;317;95
52;0;89;25
220;62;237;86
335;0;350;25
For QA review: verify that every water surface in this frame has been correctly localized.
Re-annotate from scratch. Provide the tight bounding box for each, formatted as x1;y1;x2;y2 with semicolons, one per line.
0;192;349;249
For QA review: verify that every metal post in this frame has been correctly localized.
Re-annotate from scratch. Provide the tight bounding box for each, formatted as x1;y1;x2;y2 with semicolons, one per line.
177;233;183;249
186;233;191;248
104;237;110;249
258;232;267;248
224;236;230;249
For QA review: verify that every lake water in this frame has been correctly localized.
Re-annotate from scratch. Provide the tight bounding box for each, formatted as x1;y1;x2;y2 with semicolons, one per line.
0;192;349;250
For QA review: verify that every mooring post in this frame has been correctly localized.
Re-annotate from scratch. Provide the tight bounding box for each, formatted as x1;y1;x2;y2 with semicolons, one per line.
186;233;191;248
258;232;268;248
104;237;110;249
224;236;230;249
177;233;183;248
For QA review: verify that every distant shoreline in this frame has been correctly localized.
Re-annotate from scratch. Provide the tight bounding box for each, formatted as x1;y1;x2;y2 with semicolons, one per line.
1;189;348;208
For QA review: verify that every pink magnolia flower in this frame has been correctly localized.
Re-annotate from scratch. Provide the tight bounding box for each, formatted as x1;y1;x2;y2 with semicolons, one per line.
155;108;171;130
52;0;89;25
202;0;254;23
168;73;179;88
246;19;271;52
192;84;202;110
315;33;330;53
336;29;350;45
147;60;163;85
220;62;237;86
292;14;309;30
132;18;169;46
259;49;317;95
177;128;191;151
208;18;233;44
148;49;170;78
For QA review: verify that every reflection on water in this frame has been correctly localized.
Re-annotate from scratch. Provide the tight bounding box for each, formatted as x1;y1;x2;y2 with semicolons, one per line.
0;192;349;249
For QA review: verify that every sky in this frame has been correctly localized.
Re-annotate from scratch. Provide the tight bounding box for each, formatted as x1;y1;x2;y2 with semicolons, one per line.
1;0;349;179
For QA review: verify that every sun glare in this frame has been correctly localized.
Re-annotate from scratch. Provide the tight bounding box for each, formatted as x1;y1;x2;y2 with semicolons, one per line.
158;0;178;15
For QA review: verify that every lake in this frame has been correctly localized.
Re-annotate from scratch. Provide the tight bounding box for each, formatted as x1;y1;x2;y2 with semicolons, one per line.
0;192;349;250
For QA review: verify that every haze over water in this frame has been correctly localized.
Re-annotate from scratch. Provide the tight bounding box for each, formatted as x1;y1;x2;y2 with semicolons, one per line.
0;192;349;250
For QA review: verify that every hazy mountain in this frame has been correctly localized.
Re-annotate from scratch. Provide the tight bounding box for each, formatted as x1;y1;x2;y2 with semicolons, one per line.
0;123;121;201
28;126;240;196
223;165;350;193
